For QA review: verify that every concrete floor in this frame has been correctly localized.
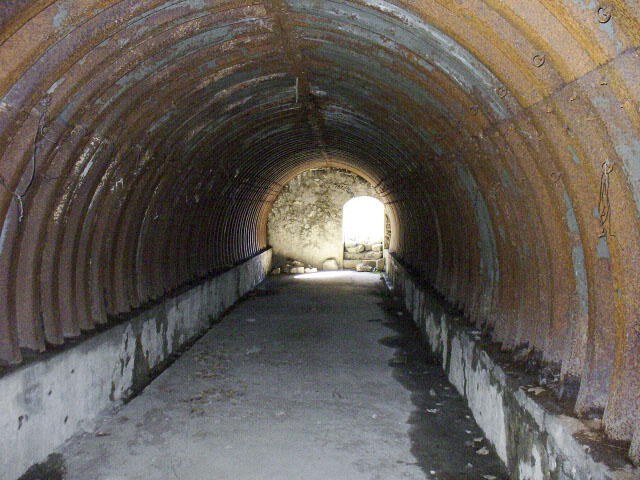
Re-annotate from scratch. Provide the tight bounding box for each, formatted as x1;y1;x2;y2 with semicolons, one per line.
48;272;508;480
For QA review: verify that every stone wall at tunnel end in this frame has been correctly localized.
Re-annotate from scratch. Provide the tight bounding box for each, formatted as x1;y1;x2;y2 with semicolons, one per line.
267;167;382;270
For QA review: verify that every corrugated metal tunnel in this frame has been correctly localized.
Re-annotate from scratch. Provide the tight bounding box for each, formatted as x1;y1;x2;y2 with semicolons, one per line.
1;0;639;472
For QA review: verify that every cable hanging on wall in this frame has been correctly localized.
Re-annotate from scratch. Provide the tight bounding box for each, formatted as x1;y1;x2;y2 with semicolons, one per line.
598;159;614;238
0;96;50;222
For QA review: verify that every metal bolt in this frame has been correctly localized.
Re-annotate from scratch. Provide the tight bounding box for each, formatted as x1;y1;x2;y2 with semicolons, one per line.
597;6;612;23
532;54;545;68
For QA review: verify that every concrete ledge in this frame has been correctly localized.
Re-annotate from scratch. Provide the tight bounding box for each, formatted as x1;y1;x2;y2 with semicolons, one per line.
0;249;271;480
385;251;638;480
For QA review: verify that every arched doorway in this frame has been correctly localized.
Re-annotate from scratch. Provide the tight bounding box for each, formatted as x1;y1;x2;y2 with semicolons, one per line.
342;197;385;271
267;168;383;271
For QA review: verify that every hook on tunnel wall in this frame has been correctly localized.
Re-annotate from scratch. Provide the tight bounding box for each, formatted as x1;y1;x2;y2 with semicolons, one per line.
0;0;639;463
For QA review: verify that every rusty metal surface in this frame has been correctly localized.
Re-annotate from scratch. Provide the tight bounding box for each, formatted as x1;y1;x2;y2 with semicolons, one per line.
0;0;639;465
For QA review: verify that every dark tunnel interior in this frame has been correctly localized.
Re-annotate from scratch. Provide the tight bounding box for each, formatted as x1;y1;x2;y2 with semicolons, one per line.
0;0;639;471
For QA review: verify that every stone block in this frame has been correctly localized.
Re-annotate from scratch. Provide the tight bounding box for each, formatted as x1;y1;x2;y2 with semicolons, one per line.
344;251;383;260
372;243;383;252
346;244;365;253
290;266;305;274
271;268;281;275
375;259;384;270
304;267;317;273
356;263;374;272
322;258;339;271
631;428;640;467
342;260;360;269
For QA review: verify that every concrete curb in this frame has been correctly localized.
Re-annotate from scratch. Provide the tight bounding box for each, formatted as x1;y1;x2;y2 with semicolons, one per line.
385;251;638;480
0;249;272;480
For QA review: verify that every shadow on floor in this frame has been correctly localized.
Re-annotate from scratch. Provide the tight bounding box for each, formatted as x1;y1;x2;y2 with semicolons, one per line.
18;453;66;480
374;280;509;480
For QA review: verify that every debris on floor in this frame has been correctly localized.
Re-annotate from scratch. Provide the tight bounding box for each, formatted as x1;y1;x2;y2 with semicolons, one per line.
276;259;318;274
356;263;374;272
343;240;384;272
526;386;546;395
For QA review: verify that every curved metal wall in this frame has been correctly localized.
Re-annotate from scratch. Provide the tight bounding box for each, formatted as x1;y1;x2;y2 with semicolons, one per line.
0;0;639;463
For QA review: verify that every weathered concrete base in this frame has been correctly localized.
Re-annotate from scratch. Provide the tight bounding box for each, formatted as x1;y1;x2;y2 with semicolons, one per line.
0;249;271;480
385;251;639;480
43;271;509;480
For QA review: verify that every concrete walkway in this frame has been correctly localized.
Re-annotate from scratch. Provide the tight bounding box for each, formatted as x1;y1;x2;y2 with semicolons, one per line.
52;272;508;480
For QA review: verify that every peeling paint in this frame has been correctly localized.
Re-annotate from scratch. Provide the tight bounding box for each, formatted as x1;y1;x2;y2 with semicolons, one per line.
341;0;508;118
52;1;71;29
563;192;588;320
563;191;579;234
567;145;580;165
614;135;640;216
46;78;65;94
572;245;589;319
0;215;10;256
596;235;610;259
455;161;499;316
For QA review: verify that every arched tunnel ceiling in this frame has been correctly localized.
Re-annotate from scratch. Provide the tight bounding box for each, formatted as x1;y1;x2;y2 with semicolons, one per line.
1;0;640;463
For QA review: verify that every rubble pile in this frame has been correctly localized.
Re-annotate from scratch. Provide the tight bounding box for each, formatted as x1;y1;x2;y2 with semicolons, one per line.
271;259;318;275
